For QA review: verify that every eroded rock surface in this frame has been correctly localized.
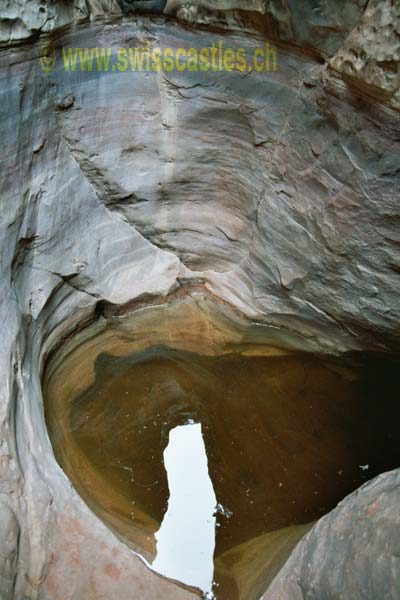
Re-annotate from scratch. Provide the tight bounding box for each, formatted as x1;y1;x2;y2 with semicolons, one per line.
330;0;400;109
0;1;399;599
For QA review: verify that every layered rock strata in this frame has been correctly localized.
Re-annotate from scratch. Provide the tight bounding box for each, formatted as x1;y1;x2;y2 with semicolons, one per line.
0;1;399;598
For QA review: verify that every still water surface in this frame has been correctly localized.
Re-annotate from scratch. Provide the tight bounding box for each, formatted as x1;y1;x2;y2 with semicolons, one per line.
46;346;400;599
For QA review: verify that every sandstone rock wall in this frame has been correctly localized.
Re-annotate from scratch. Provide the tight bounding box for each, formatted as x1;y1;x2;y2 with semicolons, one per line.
0;1;399;598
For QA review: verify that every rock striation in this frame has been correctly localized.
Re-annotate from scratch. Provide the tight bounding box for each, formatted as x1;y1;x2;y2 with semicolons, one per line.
0;1;399;598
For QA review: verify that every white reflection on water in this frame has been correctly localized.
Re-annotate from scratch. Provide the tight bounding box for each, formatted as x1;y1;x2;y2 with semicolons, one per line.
152;422;216;595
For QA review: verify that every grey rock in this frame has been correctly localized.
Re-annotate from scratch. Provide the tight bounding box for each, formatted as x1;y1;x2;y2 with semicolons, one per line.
264;469;400;600
0;0;90;44
56;93;75;110
0;503;19;599
0;0;371;55
117;0;167;14
266;0;370;56
329;0;400;109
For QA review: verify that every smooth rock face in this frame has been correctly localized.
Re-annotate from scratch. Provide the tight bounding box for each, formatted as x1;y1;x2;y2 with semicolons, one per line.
0;1;399;599
264;469;400;600
0;503;19;598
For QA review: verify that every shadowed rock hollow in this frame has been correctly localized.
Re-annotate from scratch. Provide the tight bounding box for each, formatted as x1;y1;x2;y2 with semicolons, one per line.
0;1;399;599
